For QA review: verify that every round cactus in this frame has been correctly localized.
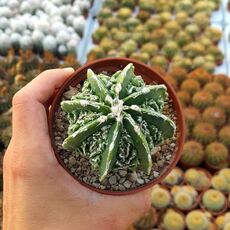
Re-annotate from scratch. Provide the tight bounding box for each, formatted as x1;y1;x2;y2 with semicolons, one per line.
164;21;181;36
205;142;229;169
177;91;191;105
150;55;168;70
202;189;226;212
162;209;185;230
181;79;201;96
192;91;213;110
121;0;136;9
215;95;230;115
174;191;194;210
186;210;209;230
176;31;191;47
219;168;230;183
192;123;216;144
215;215;225;230
175;11;190;27
185;24;201;38
137;10;151;22
130;52;149;64
211;175;229;192
162;41;179;59
224;223;230;230
219;126;230;148
151;28;170;46
120;39;137;56
140;43;158;57
184;168;200;185
203;107;226;127
87;46;105;62
117;7;132;20
180;141;204;167
134;207;157;229
181;185;198;198
214;74;230;89
151;186;171;209
164;75;178;90
145;18;161;31
61;64;176;181
169;67;187;84
204;82;224;98
162;167;183;186
92;26;108;43
183;107;201;128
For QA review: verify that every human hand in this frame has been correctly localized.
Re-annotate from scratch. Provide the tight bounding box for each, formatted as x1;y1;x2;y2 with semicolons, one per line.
3;69;151;230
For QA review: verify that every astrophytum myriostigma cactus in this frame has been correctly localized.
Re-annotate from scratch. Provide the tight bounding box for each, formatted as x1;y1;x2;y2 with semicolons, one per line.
61;63;176;181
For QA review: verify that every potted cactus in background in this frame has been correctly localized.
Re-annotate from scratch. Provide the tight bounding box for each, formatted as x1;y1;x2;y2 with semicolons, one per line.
49;58;185;194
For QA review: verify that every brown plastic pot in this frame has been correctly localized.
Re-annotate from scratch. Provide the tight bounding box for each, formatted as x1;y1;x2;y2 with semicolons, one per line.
48;57;185;195
199;190;228;216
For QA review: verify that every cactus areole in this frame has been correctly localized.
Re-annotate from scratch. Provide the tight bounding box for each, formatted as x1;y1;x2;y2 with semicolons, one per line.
61;63;176;181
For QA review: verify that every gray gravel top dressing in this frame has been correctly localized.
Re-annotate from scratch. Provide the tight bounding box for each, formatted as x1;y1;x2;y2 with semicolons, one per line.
53;84;178;192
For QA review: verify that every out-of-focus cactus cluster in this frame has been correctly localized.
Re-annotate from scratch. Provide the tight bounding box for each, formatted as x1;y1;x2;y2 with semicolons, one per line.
0;49;80;154
89;0;223;72
0;0;92;56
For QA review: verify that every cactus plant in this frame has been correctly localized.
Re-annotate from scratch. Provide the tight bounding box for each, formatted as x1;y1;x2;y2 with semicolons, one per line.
214;74;230;89
173;191;194;211
140;43;158;57
202;189;226;212
183;107;201;128
162;41;179;59
164;75;178;90
130;52;149;64
219;126;230;148
192;123;216;144
181;79;201;96
180;141;204;167
177;91;191;105
162;209;185;230
162;167;183;186
150;56;168;70
87;46;105;62
205;142;229;169
211;175;229;192
203;107;226;127
219;168;230;183
215;95;230;115
186;210;209;230
184;168;211;191
121;0;136;9
192;91;213;110
120;39;137;56
137;10;151;21
151;186;171;209
215;215;225;230
61;63;176;181
204;82;224;98
92;26;108;43
169;67;187;84
134;207;158;229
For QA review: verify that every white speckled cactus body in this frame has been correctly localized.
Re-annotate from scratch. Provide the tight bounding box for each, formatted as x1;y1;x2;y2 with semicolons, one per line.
61;63;176;180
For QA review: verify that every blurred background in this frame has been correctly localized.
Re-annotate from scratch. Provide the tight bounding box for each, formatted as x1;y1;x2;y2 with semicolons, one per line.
0;0;230;229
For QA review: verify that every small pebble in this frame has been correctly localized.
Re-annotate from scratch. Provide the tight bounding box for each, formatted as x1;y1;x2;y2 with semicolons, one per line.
119;178;126;184
129;172;138;182
124;180;132;188
69;156;77;165
119;170;127;177
137;178;144;185
109;175;117;185
153;171;160;177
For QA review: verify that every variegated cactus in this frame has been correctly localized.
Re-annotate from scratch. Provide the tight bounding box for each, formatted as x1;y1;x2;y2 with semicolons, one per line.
61;63;176;181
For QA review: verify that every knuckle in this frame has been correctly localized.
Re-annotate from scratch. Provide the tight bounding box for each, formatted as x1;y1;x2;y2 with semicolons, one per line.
12;90;28;106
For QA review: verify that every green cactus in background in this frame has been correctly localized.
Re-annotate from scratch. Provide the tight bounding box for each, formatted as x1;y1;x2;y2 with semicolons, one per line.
180;141;204;167
203;107;226;127
61;63;176;181
192;122;216;144
181;79;201;96
202;189;226;212
219;168;230;183
151;186;171;209
134;207;158;229
162;167;183;186
183;107;201;128
203;82;224;98
192;91;213;110
211;175;229;192
186;210;209;230
205;142;229;169
173;191;194;211
162;209;185;230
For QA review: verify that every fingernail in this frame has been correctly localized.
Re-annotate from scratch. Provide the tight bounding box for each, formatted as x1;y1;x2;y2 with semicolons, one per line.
63;67;74;72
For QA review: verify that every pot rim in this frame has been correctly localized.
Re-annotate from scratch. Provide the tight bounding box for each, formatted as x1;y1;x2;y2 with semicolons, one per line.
48;57;185;195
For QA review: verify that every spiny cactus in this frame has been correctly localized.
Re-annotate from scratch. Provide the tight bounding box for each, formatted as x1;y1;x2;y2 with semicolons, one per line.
183;107;201;128
162;209;185;230
61;63;176;181
214;74;230;89
215;95;230;115
203;107;226;127
192;91;213;110
192;123;216;144
211;175;229;192
204;82;224;98
180;141;204;167
162;167;183;186
181;79;201;96
186;210;209;230
151;186;171;209
219;168;230;183
164;75;178;90
219;125;230;147
173;191;194;211
202;189;226;212
134;207;158;229
205;142;229;169
215;215;225;230
168;67;187;84
177;91;191;105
